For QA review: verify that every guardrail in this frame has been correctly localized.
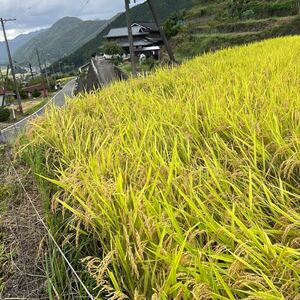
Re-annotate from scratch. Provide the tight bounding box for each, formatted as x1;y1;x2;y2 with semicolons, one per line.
0;79;76;144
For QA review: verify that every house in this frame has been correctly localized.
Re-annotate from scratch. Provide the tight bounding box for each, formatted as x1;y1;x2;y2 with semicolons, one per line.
23;83;48;98
104;22;163;59
0;87;16;106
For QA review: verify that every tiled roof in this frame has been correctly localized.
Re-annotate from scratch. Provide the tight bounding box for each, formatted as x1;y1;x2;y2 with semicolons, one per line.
23;83;46;92
132;22;159;31
118;39;154;47
105;26;148;38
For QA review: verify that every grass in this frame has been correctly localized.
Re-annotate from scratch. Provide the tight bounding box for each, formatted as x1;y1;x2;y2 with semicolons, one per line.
171;0;300;60
0;145;16;294
0;145;8;293
175;15;300;58
20;36;300;299
24;98;49;116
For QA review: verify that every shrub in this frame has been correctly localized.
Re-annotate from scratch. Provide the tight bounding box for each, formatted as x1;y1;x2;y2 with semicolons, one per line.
0;107;10;122
242;9;255;19
32;89;41;98
19;89;29;100
141;57;159;71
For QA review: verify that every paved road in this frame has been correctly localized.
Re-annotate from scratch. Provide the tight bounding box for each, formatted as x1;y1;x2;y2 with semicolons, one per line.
54;79;76;107
0;79;76;144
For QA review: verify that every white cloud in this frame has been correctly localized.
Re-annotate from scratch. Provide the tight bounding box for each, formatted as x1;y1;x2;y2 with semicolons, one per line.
0;0;144;40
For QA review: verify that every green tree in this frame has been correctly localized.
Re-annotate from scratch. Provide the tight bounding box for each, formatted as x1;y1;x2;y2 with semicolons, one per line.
228;0;251;19
32;89;41;98
102;42;123;56
164;12;185;39
19;89;29;100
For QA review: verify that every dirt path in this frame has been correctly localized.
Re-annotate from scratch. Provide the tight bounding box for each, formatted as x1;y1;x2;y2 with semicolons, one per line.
0;146;47;299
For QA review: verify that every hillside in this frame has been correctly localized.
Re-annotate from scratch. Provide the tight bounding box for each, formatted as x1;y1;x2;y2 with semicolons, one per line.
0;30;44;65
23;36;300;299
14;17;110;66
52;0;195;68
172;0;300;58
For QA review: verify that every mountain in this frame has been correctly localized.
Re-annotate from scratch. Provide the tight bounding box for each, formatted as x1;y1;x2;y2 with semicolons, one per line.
0;30;44;65
171;0;300;58
56;0;300;68
51;0;195;69
14;17;110;66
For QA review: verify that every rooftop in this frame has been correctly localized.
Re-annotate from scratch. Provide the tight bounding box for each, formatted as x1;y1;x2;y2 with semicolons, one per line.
24;83;47;92
105;26;148;38
118;39;154;48
0;87;15;96
105;22;160;39
132;22;159;31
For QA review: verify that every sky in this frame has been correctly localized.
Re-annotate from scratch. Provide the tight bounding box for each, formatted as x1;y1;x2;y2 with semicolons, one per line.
0;0;143;41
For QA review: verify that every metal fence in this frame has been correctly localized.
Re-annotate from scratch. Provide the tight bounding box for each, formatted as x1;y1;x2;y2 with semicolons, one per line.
0;79;75;144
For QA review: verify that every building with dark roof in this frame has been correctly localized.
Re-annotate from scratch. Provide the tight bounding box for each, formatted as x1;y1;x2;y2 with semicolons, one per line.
105;22;163;58
23;83;48;98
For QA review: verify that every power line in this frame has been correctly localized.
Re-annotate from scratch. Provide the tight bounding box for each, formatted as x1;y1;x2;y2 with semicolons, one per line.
41;49;50;88
80;0;90;10
146;0;176;63
0;17;23;114
35;46;47;97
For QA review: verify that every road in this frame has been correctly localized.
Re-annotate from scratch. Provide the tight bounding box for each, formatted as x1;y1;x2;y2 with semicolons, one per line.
54;79;76;107
0;79;76;144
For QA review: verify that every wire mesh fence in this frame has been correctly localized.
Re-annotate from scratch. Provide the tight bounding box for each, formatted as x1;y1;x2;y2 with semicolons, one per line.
1;154;95;300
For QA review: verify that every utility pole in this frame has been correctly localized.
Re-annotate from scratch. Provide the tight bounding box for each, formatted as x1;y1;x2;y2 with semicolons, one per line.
0;18;23;113
124;0;137;77
0;67;3;82
42;50;50;88
35;47;47;97
58;61;63;74
5;65;9;78
0;68;4;106
146;0;176;63
28;62;34;79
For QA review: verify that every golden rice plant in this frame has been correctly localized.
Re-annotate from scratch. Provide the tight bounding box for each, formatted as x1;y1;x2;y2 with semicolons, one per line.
21;36;300;299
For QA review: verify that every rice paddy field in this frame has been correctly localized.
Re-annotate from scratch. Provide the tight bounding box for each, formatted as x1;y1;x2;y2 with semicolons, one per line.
21;36;300;299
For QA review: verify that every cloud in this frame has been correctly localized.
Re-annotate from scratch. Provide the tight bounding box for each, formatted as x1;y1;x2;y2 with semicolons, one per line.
0;0;144;40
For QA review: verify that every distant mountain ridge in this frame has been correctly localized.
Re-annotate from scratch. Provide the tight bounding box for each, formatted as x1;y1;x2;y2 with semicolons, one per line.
14;16;110;66
0;30;44;65
51;0;195;68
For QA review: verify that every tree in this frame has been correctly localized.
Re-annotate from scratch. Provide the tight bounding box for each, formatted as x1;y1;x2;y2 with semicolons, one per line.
228;0;251;19
102;42;123;56
32;89;41;98
164;12;184;39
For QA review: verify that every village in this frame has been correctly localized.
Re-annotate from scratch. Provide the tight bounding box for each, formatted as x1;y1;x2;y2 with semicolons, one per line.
0;16;167;132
